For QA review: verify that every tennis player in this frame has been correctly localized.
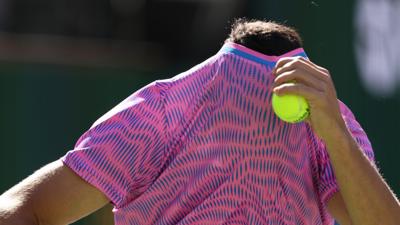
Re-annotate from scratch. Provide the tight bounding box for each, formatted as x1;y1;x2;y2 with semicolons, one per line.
1;19;399;225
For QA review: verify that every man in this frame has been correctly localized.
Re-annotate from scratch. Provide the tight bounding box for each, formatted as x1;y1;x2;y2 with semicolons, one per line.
0;19;399;225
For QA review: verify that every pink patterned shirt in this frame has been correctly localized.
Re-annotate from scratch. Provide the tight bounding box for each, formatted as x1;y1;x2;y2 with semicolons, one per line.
62;42;375;225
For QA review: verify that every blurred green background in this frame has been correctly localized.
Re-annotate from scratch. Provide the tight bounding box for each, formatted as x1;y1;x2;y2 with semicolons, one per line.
0;0;399;224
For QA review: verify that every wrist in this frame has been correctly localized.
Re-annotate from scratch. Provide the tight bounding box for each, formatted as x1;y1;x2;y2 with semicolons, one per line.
321;120;353;150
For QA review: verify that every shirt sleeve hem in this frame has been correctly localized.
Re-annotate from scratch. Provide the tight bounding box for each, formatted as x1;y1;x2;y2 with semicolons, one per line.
60;154;125;207
321;184;339;206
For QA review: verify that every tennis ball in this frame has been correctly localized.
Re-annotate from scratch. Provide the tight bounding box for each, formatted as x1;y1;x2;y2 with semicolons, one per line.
272;93;310;123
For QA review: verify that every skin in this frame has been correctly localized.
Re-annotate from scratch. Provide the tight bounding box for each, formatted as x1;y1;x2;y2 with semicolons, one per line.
273;56;400;225
0;57;399;225
0;160;109;225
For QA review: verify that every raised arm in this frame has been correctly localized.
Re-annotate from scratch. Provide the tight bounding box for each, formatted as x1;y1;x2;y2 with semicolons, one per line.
273;56;400;225
323;121;400;225
0;160;109;225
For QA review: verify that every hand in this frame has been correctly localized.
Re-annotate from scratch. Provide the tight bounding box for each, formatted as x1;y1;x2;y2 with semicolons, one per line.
272;56;347;143
272;57;400;225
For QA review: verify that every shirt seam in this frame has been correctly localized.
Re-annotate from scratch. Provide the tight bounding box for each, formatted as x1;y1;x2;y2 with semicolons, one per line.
151;81;173;182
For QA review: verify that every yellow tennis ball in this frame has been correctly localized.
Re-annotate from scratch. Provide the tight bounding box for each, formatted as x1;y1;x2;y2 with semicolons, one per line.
272;93;310;123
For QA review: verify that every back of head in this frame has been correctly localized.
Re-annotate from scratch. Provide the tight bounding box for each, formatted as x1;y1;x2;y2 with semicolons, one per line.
226;19;303;56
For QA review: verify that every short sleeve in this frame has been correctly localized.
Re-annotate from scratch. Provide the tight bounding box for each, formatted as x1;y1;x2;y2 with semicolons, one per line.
61;81;167;208
316;100;375;205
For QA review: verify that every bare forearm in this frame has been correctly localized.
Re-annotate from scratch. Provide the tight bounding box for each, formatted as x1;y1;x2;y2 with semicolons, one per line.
324;125;400;225
272;56;400;224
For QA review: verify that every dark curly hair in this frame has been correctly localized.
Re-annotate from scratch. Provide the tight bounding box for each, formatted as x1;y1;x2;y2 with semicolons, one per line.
226;18;303;56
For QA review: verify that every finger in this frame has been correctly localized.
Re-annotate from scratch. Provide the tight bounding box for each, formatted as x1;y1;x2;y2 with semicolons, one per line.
273;69;325;92
274;57;330;82
275;56;326;74
274;56;298;70
273;82;322;102
302;58;330;76
273;57;296;74
275;57;326;82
